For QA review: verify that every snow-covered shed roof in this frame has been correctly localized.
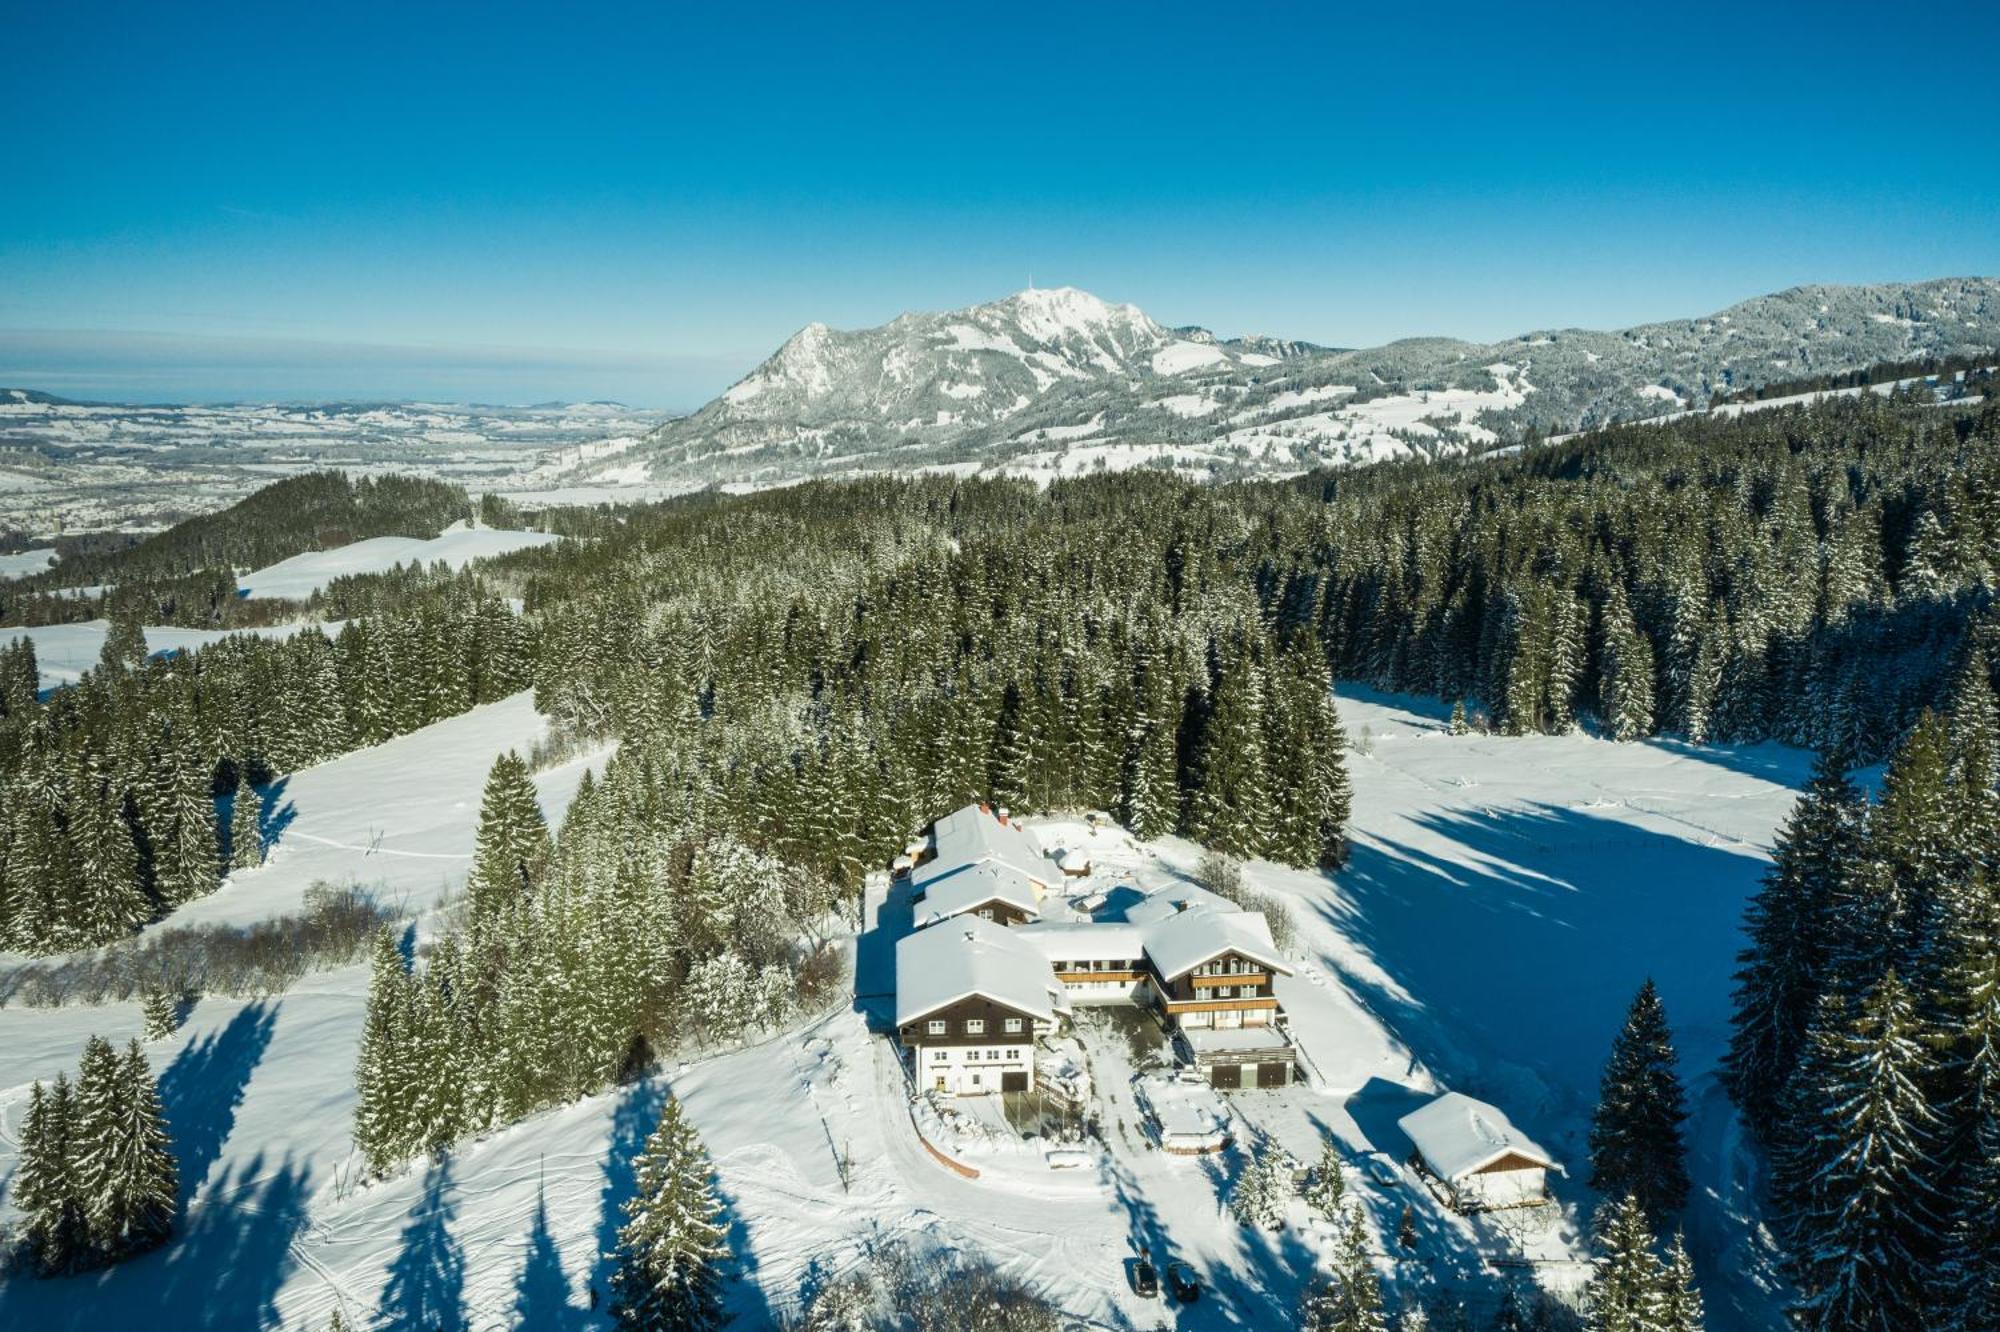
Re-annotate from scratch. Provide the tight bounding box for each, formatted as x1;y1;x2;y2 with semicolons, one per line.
1141;905;1292;982
895;917;1068;1027
1014;920;1147;964
915;862;1043;927
916;803;1051;892
1397;1092;1554;1181
1119;883;1241;926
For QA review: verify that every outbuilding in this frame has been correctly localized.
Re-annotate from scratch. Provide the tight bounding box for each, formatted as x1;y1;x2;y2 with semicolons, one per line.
1396;1091;1555;1212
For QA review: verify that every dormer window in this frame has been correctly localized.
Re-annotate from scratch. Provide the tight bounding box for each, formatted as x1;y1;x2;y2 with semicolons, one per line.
965;1019;986;1035
927;1020;947;1035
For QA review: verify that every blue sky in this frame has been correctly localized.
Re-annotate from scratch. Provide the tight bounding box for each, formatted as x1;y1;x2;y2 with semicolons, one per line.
2;0;1995;406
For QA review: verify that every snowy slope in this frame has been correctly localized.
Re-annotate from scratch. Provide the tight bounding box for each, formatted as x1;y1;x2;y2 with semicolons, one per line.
238;522;561;599
9;619;342;692
0;547;57;579
0;686;1801;1329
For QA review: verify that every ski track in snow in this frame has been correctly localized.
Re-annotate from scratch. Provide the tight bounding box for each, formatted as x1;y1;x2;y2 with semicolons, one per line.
0;685;1805;1329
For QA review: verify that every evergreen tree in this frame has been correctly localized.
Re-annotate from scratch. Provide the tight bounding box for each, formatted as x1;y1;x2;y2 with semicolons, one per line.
608;1096;728;1332
15;1075;90;1275
80;1039;178;1259
465;752;551;930
228;779;264;871
1789;971;1944;1332
142;989;181;1041
1724;750;1866;1132
1589;979;1691;1226
1304;1135;1347;1219
1583;1194;1666;1332
355;928;415;1174
1657;1232;1705;1332
1299;1205;1387;1332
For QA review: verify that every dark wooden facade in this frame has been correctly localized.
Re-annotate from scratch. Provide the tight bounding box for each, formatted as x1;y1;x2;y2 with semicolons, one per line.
1155;949;1278;1003
897;993;1041;1049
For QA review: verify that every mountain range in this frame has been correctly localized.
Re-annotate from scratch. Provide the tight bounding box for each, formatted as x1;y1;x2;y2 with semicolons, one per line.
567;276;2000;491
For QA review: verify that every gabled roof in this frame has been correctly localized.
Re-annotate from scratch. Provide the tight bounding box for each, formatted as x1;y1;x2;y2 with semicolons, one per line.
915;862;1042;927
1141;905;1292;982
915;803;1051;892
894;916;1069;1027
1397;1092;1554;1180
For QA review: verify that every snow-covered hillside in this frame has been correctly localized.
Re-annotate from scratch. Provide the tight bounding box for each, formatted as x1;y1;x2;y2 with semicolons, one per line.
0;686;1801;1329
237;521;561;599
562;276;2000;493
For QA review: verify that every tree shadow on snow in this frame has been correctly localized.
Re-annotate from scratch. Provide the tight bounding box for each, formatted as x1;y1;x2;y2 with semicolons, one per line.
254;775;297;848
852;878;913;1029
512;1186;585;1330
159;1000;279;1215
589;1078;667;1310
373;1157;468;1332
715;1177;774;1328
1321;803;1763;1101
0;1150;312;1332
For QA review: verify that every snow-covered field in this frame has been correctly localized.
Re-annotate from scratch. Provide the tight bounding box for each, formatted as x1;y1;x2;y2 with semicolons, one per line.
0;547;57;579
238;522;562;599
0;686;1800;1329
8;619;343;692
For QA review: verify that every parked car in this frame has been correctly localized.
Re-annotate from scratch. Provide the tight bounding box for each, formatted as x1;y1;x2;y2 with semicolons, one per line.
1166;1261;1201;1303
1129;1256;1159;1298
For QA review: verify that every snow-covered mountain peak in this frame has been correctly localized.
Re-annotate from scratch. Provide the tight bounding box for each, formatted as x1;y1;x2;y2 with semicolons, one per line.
984;286;1160;343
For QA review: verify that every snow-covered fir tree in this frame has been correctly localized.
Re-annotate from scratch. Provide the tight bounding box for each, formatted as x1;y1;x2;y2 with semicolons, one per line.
609;1096;729;1331
1788;970;1944;1332
1583;1194;1667;1332
1304;1135;1346;1219
1299;1205;1386;1332
1724;749;1866;1132
228;778;264;871
1589;979;1690;1225
141;989;181;1041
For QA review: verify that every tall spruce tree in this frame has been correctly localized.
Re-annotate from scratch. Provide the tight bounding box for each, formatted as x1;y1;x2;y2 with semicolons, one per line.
228;779;264;871
1299;1206;1387;1332
1724;750;1866;1132
1789;970;1944;1332
1590;980;1691;1226
81;1039;178;1259
16;1074;90;1275
465;752;551;931
608;1096;728;1332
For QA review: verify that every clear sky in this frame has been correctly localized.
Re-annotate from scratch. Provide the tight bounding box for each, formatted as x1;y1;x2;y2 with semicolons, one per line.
3;0;1995;407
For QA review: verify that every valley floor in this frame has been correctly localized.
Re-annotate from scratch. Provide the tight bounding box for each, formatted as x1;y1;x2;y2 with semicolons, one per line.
0;687;1803;1330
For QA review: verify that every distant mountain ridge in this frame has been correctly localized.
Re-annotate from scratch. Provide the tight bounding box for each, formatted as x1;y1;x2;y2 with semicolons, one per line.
583;277;2000;490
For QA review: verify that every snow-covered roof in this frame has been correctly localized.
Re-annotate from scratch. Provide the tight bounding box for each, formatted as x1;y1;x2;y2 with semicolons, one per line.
1119;883;1241;925
895;917;1069;1027
1397;1092;1554;1180
1141;905;1292;982
1180;1025;1292;1054
915;803;1051;892
1014;921;1146;963
915;862;1043;927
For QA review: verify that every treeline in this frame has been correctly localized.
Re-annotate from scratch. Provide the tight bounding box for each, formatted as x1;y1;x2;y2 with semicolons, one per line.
1724;657;2000;1331
10;471;469;590
0;577;534;953
1302;393;2000;760
1717;347;1998;405
352;753;847;1173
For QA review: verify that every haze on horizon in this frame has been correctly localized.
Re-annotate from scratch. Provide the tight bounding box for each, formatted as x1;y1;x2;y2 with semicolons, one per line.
3;0;1995;408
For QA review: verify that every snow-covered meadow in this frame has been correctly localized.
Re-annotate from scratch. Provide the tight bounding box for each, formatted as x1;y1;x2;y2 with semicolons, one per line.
0;686;1801;1329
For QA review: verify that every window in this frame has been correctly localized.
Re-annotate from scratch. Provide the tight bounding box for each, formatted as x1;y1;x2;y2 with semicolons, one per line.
1004;1018;1023;1033
930;1049;947;1061
1215;985;1234;998
1006;1049;1021;1060
927;1020;946;1035
965;1019;986;1035
977;908;992;920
